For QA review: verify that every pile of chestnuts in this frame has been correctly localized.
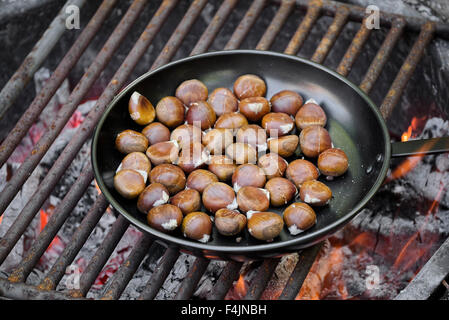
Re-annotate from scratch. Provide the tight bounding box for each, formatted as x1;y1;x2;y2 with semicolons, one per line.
113;75;349;243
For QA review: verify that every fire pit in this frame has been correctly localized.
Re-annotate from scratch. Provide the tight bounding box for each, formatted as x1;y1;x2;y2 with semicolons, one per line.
0;0;448;300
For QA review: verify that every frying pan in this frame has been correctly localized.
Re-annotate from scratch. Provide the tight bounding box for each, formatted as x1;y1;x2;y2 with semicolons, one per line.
92;50;449;261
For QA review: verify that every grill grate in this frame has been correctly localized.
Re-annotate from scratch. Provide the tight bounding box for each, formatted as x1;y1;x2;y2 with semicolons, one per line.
0;0;447;300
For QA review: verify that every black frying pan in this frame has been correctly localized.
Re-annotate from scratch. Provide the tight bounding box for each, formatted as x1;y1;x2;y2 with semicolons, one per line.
92;50;449;261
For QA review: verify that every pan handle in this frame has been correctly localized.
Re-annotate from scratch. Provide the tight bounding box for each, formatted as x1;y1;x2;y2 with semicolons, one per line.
391;136;449;157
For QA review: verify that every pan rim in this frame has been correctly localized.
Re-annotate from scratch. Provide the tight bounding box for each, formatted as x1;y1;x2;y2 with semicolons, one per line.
92;50;392;254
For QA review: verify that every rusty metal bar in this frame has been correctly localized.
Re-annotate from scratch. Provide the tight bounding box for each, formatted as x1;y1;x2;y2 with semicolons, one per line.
0;0;116;167
311;5;349;64
101;234;153;300
38;195;109;291
224;0;268;50
0;0;87;121
138;247;180;300
278;243;322;300
244;258;279;300
255;0;296;50
380;22;435;119
359;18;406;94
208;261;243;300
174;258;210;300
284;0;321;55
190;0;239;55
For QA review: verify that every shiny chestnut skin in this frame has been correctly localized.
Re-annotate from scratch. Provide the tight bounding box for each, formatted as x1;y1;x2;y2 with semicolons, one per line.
261;112;295;137
295;102;327;129
202;182;237;213
257;153;288;180
186;169;219;193
155;96;185;128
117;152;151;182
236;124;267;151
300;180;332;206
149;164;186;195
214;112;248;131
247;212;284;241
202;128;233;155
175;79;208;106
267;135;299;158
207;87;238;116
142;122;171;146
299;125;332;158
265;177;297;207
113;169;145;199
186;101;216;130
181;211;212;243
232;164;266;192
286;159;319;188
170;189;201;215
147;204;183;233
226;142;257;165
115;130;149;154
270;90;303;116
176;142;209;174
283;202;316;235
215;209;246;236
145;140;179;166
233;74;266;100
317;148;349;177
129;91;155;125
170;124;203;149
137;183;170;214
208;155;236;182
238;97;271;122
236;186;270;213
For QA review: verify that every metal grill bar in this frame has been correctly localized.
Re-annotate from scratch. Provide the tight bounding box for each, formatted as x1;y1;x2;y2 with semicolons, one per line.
0;0;115;167
243;259;279;300
174;258;210;300
0;0;87;121
208;261;243;300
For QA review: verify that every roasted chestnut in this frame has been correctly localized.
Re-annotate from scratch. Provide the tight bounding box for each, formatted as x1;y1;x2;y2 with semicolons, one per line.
283;202;316;235
300;180;332;206
116;152;151;183
129;91;156;125
170;124;203;149
257;153;288;180
285;159;319;188
181;211;212;243
247;212;284;241
202;182;237;213
149;164;186;195
267;135;299;158
233;74;266;100
175;79;208;106
225;142;257;165
176;142;209;174
115;129;149;154
270;90;303;116
236;186;270;213
214;112;248;131
208;155;237;182
147;204;183;233
238;97;270;122
236;124;267;151
295;102;327;129
202;128;233;155
145;140;179;166
265;177;297;207
170;189;201;215
186;169;219;193
215;209;246;236
113;169;146;199
155;96;185;128
299;125;332;158
317;148;349;177
261;112;295;137
207;87;238;116
142;122;171;146
137;183;170;214
186;101;217;130
232;164;266;192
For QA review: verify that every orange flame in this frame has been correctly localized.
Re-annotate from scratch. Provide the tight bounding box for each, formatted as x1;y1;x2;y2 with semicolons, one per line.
401;117;426;142
0;215;3;226
234;274;248;298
